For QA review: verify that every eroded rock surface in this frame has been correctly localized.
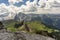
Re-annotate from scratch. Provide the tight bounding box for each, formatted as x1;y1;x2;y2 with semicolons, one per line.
0;30;55;40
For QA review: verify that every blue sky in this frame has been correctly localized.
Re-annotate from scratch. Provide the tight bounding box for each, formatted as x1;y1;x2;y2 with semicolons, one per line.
0;0;35;6
0;0;60;14
0;0;40;14
0;0;9;5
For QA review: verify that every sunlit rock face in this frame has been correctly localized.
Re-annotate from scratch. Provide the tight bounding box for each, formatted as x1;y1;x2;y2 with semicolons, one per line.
14;12;31;22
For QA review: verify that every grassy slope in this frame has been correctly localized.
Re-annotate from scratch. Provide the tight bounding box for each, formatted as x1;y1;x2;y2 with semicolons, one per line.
4;21;60;40
4;21;59;33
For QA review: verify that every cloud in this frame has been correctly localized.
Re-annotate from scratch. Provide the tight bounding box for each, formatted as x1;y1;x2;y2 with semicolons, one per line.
7;0;38;13
0;3;20;14
0;0;60;15
8;0;23;4
55;0;60;3
38;0;60;9
0;3;9;13
19;0;38;12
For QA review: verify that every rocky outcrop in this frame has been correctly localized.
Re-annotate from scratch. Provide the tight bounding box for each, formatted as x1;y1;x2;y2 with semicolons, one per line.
0;29;55;40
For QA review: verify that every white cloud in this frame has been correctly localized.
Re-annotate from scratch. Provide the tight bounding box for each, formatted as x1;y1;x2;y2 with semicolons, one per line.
0;0;60;15
0;3;9;13
19;0;38;12
0;3;20;14
55;0;60;3
8;0;38;13
8;0;23;4
47;0;55;2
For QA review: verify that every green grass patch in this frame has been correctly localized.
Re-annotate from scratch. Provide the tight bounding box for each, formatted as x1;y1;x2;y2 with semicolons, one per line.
26;21;59;33
4;21;59;33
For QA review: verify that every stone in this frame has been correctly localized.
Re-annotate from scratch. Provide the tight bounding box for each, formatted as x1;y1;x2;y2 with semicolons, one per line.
0;30;55;40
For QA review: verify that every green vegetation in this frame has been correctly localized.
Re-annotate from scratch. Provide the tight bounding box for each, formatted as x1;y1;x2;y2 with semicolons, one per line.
5;21;59;33
4;21;17;32
4;21;60;40
0;21;59;40
26;21;59;33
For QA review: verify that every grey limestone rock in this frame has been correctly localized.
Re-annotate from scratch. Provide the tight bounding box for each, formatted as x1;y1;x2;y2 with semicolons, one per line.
0;30;56;40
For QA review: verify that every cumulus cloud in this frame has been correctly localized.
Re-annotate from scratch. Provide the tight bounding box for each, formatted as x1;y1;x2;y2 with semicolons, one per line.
0;3;20;14
56;0;60;3
8;0;23;4
0;3;9;13
0;0;60;15
0;0;37;13
38;0;60;9
20;0;38;12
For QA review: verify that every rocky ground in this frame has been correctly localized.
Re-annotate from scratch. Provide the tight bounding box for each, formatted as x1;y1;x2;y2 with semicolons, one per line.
0;29;56;40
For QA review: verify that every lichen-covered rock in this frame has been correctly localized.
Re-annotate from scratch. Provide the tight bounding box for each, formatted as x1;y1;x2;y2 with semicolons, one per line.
0;32;16;40
15;32;56;40
0;30;55;40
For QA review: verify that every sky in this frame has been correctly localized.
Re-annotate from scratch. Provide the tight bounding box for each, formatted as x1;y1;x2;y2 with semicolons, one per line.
0;0;60;14
0;0;36;6
0;0;27;6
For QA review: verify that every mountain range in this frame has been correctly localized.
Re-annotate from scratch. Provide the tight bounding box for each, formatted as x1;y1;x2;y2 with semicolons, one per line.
14;12;60;30
0;12;60;30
